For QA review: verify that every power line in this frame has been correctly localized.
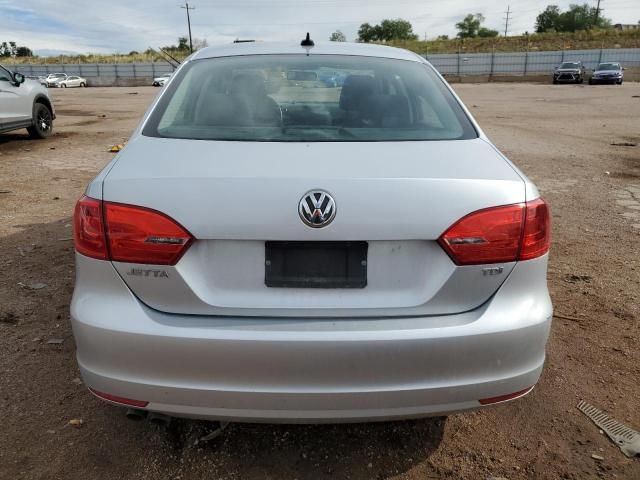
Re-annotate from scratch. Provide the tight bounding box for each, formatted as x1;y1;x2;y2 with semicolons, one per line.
180;2;196;53
503;5;511;37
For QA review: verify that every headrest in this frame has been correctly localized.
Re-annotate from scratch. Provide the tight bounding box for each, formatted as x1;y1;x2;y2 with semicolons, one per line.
230;73;267;97
195;92;250;126
339;75;378;110
362;95;411;127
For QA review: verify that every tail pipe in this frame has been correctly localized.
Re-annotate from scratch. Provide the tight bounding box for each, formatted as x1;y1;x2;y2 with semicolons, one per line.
125;408;147;421
148;412;172;427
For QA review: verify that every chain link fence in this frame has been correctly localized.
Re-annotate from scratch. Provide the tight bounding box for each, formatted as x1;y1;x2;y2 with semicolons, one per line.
425;48;640;76
10;47;640;85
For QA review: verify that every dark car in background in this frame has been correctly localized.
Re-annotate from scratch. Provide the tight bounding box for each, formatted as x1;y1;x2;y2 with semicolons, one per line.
552;61;586;84
589;63;624;85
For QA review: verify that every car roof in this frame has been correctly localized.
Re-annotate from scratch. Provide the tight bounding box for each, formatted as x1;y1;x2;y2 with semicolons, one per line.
191;41;423;63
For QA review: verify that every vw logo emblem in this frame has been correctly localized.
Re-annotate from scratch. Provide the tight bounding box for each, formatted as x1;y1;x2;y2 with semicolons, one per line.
299;190;336;228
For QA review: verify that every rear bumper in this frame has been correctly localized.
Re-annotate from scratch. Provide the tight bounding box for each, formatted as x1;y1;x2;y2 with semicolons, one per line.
590;78;621;84
71;254;552;423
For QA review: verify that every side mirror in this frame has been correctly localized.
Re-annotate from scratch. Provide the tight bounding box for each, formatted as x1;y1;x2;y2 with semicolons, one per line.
13;72;25;86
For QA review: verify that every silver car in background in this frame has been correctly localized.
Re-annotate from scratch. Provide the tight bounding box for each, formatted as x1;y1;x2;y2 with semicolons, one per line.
45;72;67;87
152;73;172;86
57;75;87;88
72;40;552;423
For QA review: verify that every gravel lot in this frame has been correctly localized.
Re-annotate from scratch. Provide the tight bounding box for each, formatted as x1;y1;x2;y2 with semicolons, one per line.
1;84;639;480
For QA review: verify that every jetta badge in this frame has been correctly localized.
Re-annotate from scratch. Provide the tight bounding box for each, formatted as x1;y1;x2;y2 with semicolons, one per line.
299;190;336;228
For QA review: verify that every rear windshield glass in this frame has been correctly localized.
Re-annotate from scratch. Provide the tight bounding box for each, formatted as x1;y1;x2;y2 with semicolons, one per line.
143;54;477;142
597;63;620;70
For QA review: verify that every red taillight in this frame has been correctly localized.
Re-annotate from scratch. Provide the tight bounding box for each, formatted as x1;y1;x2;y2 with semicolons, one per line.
104;202;193;265
518;198;551;260
88;387;149;407
74;195;108;260
479;386;534;405
438;198;550;265
73;196;193;266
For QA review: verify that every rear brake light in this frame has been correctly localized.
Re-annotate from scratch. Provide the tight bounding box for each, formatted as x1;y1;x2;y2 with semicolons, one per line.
104;202;193;265
88;387;149;407
74;195;108;260
519;198;551;260
438;198;550;265
73;196;193;265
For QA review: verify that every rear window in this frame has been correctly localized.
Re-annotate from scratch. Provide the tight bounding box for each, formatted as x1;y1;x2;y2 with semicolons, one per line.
598;63;620;71
143;54;477;142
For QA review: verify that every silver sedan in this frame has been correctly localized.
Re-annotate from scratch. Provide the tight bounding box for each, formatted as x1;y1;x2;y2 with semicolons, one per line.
57;75;87;88
71;39;552;423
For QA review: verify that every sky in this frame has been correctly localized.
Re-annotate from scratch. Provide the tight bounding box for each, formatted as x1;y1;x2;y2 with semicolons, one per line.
2;0;639;56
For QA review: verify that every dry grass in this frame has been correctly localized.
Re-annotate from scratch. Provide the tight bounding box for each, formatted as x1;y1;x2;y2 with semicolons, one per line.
393;28;640;54
3;28;640;64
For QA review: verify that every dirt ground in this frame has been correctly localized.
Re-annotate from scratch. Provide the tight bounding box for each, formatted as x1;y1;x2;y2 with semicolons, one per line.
1;84;639;480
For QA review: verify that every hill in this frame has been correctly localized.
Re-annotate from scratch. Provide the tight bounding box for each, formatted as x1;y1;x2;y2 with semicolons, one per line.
3;28;640;65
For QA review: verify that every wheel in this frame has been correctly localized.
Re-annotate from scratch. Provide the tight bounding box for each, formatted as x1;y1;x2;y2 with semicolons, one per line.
617;80;623;85
80;82;86;87
578;77;583;84
553;79;558;84
27;103;53;139
589;79;593;85
61;83;67;88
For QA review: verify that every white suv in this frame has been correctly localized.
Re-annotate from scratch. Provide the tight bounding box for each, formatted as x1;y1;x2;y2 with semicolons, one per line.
0;65;55;138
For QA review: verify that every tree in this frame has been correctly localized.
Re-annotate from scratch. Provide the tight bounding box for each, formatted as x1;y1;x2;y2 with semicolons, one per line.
455;14;498;38
436;35;449;40
478;27;499;37
193;38;209;50
535;5;562;32
177;37;190;50
535;3;611;33
357;19;418;42
1;41;32;57
456;14;484;38
15;46;33;57
330;30;347;42
357;23;377;42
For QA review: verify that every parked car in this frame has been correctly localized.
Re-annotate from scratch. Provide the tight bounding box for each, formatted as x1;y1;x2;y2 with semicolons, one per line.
0;64;55;138
589;62;624;85
45;73;67;87
152;73;172;86
72;39;552;423
552;61;586;84
57;75;87;88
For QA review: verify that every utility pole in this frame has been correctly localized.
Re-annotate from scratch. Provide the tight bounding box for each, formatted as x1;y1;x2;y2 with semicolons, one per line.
594;0;602;26
180;2;195;53
503;5;511;37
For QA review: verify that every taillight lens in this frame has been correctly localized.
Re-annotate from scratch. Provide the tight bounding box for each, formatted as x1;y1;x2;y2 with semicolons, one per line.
519;198;551;260
438;198;550;265
74;195;108;260
73;196;193;265
104;202;193;265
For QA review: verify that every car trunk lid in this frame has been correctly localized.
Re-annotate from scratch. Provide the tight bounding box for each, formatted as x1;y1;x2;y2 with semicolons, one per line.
102;135;525;317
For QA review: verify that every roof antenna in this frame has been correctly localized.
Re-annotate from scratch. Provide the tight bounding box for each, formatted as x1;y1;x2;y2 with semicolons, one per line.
301;32;314;47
